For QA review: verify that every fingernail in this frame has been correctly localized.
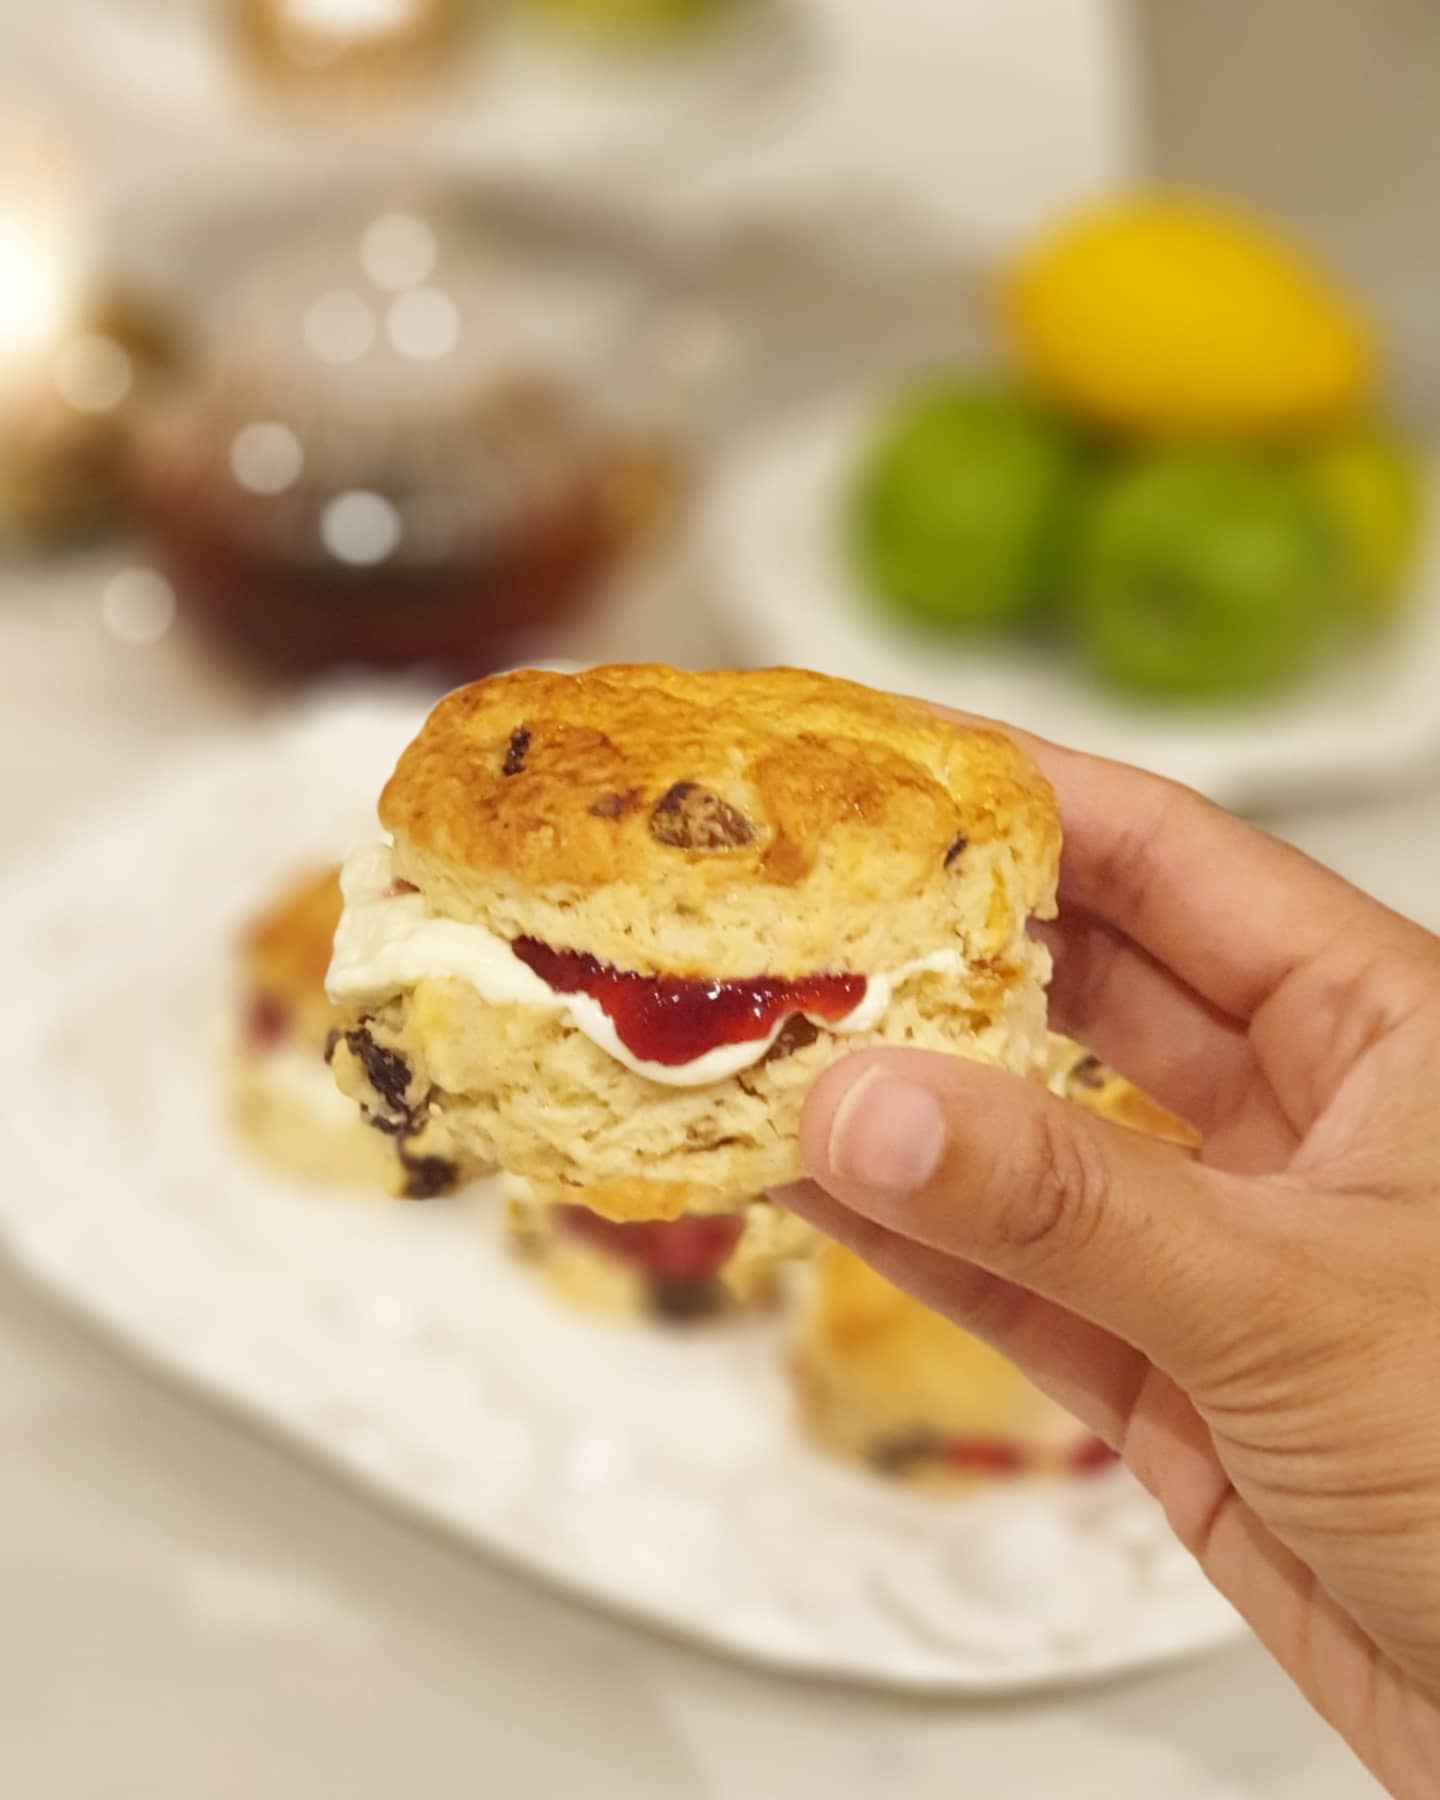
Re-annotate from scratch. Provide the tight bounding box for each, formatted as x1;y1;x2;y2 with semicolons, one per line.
827;1066;947;1193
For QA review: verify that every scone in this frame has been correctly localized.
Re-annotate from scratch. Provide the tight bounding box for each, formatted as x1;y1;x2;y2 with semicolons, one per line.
228;865;460;1198
1040;1032;1201;1149
502;1174;808;1324
793;1245;1111;1487
326;665;1060;1221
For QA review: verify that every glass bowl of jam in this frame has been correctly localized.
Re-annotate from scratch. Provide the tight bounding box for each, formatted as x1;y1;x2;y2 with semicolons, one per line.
128;207;683;677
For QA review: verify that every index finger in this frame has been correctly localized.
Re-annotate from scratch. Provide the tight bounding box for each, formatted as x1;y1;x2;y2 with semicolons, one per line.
932;703;1399;1022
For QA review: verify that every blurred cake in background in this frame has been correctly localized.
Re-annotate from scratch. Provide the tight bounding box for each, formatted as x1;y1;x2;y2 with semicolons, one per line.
229;864;460;1197
504;1175;812;1323
131;215;679;676
793;1245;1112;1488
232;0;466;101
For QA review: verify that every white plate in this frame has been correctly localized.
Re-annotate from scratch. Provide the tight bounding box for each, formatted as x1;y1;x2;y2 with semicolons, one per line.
0;693;1241;1692
703;393;1440;809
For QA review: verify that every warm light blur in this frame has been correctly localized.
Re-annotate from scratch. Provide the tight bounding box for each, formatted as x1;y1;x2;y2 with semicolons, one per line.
0;120;86;389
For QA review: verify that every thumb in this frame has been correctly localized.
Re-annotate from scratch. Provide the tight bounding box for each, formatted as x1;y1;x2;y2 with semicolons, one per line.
799;1049;1276;1380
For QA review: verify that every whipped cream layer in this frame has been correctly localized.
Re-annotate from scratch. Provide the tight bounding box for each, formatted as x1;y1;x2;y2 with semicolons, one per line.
327;843;971;1089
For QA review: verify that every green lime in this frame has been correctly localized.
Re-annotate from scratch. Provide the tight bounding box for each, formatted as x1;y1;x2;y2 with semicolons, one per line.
1072;450;1338;698
517;0;729;40
851;382;1082;632
1302;429;1426;621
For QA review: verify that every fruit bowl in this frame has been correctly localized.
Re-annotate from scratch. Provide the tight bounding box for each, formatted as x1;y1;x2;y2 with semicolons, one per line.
701;391;1440;810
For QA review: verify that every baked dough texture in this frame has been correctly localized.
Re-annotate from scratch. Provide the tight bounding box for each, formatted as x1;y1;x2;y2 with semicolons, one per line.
333;664;1061;1219
231;866;458;1199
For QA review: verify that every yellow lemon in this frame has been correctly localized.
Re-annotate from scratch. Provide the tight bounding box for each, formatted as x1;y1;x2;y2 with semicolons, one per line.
1004;195;1378;439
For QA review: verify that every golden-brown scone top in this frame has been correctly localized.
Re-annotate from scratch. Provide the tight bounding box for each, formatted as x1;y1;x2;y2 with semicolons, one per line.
379;665;1060;978
239;865;343;1042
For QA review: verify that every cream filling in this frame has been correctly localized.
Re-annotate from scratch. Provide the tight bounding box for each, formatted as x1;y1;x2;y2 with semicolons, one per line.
327;842;971;1089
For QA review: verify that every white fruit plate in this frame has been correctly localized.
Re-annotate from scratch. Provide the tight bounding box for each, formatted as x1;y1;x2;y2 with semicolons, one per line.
702;393;1440;811
0;692;1242;1692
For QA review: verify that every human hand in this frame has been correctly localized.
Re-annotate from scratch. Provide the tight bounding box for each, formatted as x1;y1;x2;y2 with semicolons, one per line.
781;732;1440;1800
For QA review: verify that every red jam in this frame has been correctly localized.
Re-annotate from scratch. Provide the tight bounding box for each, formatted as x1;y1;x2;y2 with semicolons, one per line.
1068;1437;1121;1477
943;1437;1028;1476
511;939;866;1067
555;1208;744;1283
245;991;290;1052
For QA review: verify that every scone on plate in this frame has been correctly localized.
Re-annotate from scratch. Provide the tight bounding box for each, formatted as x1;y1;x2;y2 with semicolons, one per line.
229;865;460;1198
793;1245;1113;1488
326;665;1060;1222
502;1174;810;1324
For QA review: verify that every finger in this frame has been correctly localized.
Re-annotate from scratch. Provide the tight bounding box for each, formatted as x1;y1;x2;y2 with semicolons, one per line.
1039;908;1251;1112
1040;908;1302;1170
779;1177;1155;1446
785;1163;1385;1743
930;700;1398;1022
799;1048;1282;1383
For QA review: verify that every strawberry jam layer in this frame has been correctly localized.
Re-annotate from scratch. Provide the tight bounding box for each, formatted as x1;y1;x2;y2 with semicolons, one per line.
873;1430;1120;1480
244;991;290;1052
511;938;866;1067
555;1207;744;1283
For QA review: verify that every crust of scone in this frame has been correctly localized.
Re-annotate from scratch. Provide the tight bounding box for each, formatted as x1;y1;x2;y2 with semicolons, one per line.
792;1246;1089;1483
379;665;1059;978
1039;1033;1202;1150
240;864;345;1047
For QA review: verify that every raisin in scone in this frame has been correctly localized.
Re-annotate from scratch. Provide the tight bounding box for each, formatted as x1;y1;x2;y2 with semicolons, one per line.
326;665;1060;1221
229;865;460;1198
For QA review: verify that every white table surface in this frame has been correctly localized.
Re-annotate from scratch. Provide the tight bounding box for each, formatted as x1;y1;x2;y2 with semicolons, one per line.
4;549;1423;1797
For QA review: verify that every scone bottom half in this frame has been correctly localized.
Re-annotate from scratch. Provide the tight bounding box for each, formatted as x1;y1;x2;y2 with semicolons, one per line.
326;665;1061;1223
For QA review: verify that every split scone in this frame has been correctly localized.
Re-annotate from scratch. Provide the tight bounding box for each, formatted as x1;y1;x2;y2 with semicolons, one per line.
793;1245;1113;1487
229;865;460;1198
502;1174;810;1324
326;665;1060;1221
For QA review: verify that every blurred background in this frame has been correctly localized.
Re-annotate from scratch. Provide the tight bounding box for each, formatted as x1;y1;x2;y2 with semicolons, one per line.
3;3;1436;1795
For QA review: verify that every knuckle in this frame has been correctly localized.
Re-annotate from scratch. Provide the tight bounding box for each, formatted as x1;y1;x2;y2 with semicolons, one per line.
995;1107;1112;1264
